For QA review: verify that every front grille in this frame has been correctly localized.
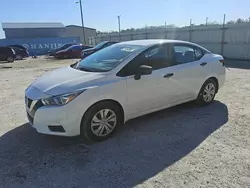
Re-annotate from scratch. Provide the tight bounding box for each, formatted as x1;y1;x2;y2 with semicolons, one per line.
31;100;44;116
27;112;34;124
27;97;32;108
25;96;44;123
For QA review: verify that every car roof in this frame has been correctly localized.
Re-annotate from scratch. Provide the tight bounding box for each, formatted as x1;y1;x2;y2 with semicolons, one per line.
118;39;195;46
68;44;81;48
118;39;210;52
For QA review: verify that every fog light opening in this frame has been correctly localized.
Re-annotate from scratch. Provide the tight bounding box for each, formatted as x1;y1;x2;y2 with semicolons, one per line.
48;125;65;132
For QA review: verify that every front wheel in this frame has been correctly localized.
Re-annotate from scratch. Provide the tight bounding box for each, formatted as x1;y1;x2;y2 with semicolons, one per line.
7;56;14;62
81;101;123;142
196;79;217;105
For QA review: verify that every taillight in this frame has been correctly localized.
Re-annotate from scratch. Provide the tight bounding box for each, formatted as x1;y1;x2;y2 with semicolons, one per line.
219;59;225;66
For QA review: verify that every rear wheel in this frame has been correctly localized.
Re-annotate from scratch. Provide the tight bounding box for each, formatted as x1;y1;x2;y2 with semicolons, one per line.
81;101;123;142
7;56;14;62
196;79;217;105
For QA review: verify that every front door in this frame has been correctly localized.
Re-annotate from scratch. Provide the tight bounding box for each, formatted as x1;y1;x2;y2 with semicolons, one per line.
120;44;181;118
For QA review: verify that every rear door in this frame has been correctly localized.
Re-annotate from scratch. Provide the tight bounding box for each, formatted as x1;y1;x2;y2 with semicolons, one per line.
71;45;82;58
164;43;209;101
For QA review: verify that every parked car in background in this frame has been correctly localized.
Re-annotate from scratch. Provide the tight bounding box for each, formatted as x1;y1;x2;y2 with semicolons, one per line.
25;40;226;141
48;43;74;56
54;44;92;59
81;41;118;59
0;46;15;62
9;46;29;60
8;44;27;51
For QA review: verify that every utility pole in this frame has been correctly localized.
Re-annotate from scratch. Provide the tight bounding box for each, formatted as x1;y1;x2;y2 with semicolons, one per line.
221;14;226;55
76;0;86;44
206;17;208;26
117;15;121;41
165;21;167;39
189;19;192;42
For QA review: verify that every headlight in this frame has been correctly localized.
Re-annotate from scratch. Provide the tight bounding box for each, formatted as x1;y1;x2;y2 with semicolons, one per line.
41;90;84;106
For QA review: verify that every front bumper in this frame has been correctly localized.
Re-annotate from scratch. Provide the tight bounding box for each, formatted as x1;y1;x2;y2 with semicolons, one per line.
25;96;81;137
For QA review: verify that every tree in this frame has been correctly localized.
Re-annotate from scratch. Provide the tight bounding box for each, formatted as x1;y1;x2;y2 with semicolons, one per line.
236;18;244;23
227;20;235;24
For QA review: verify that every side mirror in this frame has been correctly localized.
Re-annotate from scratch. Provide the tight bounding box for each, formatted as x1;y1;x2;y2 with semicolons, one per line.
134;65;152;80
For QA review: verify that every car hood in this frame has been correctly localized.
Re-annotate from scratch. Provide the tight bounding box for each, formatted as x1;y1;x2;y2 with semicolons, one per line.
31;66;107;96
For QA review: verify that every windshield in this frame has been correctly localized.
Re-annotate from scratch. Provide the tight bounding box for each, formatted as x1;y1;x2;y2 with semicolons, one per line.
94;41;108;49
76;44;143;72
59;44;72;50
65;45;81;51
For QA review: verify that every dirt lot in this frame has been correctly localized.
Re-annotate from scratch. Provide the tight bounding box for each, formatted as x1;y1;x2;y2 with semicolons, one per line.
0;58;250;188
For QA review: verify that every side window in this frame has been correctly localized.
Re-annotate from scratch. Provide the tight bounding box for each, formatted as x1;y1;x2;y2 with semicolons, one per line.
145;47;158;58
174;45;195;64
142;45;170;70
72;46;81;50
118;44;170;76
194;48;203;60
103;43;111;48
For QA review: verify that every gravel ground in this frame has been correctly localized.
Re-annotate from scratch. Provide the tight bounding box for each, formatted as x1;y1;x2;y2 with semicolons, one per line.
0;58;249;188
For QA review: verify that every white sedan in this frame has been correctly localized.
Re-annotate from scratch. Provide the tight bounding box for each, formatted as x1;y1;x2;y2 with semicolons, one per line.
25;40;226;141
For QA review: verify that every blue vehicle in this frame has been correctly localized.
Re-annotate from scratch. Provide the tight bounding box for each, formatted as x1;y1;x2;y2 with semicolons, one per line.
54;44;92;59
81;41;117;59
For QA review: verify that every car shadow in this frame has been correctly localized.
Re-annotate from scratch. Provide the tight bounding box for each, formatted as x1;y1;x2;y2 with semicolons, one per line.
0;101;228;188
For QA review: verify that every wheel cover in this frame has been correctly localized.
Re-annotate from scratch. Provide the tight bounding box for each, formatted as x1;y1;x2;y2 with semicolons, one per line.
16;55;22;59
91;109;117;137
203;83;215;102
7;57;13;61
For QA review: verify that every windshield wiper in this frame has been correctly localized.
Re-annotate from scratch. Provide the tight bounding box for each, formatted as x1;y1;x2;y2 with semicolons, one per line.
77;66;107;72
77;67;95;72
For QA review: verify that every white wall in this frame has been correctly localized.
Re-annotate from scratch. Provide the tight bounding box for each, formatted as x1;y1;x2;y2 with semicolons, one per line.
93;24;250;60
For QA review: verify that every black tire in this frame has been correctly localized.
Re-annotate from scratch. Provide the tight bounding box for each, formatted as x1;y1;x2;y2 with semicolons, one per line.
7;56;14;62
81;101;123;142
196;79;218;106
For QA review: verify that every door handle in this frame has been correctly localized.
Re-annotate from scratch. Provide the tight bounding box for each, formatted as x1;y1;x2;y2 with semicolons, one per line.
163;73;174;78
200;62;207;66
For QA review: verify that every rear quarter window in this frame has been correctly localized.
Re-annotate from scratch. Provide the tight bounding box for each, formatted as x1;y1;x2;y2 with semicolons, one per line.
173;44;206;64
194;48;204;60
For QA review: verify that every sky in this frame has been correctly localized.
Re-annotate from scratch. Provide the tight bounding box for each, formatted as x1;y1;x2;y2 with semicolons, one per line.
0;0;249;38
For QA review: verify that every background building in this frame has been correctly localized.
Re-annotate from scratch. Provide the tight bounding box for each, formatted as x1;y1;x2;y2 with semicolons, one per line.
2;22;65;39
64;25;96;44
0;22;96;55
